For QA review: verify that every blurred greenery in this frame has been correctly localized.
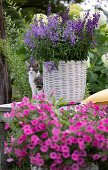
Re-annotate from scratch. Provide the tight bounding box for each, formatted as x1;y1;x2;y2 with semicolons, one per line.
87;25;108;94
2;0;83;21
3;13;32;101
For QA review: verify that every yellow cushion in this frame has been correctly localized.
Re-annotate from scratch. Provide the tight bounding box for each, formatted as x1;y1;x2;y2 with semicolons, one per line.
81;89;108;106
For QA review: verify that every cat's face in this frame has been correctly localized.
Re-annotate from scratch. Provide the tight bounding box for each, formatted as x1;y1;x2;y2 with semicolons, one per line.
25;61;40;76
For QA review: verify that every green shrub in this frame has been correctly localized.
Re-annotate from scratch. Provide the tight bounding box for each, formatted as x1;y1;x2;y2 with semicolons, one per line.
4;13;32;101
87;25;108;94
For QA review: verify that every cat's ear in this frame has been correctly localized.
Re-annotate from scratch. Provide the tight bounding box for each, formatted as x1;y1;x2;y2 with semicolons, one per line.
25;61;30;69
34;61;40;68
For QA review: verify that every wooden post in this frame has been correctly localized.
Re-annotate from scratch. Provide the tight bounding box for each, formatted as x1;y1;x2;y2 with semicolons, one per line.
0;0;12;104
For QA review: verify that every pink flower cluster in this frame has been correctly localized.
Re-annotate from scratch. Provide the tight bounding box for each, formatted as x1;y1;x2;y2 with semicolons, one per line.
4;93;108;170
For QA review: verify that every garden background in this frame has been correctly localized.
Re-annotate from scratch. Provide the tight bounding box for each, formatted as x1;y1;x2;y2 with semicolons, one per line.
0;0;108;102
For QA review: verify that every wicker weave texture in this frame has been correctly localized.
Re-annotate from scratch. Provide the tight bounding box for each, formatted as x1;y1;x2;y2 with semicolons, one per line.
43;60;87;103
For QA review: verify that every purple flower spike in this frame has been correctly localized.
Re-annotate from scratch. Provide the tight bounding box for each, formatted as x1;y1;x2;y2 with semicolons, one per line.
61;8;70;26
47;6;52;17
24;7;100;62
44;61;56;73
29;56;35;64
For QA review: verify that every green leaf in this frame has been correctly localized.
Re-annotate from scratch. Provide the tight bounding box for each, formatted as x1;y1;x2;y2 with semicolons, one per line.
56;97;66;105
59;120;70;126
62;110;70;114
88;72;98;82
97;45;108;56
58;102;69;108
55;109;62;118
52;95;56;106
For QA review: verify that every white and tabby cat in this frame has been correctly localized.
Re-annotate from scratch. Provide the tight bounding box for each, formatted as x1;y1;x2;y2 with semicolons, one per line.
25;61;43;95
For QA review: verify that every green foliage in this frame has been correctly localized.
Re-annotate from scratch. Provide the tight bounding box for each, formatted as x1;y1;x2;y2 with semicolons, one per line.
2;0;68;21
4;11;32;101
3;0;26;28
0;39;7;57
87;55;107;93
87;26;108;94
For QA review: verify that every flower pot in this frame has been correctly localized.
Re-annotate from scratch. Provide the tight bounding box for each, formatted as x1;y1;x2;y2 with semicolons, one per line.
43;60;87;103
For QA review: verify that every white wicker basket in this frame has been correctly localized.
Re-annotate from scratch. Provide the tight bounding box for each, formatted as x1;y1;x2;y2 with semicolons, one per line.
43;60;87;103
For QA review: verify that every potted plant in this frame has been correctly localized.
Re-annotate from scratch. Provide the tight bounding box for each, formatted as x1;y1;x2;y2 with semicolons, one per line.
3;93;108;170
24;8;100;103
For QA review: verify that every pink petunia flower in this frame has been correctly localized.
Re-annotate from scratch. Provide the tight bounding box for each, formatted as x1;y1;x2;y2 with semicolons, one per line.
40;145;48;152
5;122;10;130
104;126;108;132
71;153;79;161
69;101;75;105
103;118;108;124
79;143;85;150
20;150;27;157
4;112;10;118
62;152;70;158
18;121;25;126
61;145;69;152
11;136;15;146
27;143;35;150
52;128;60;136
61;136;66;142
37;158;44;166
7;158;14;162
71;163;79;170
31;135;40;146
29;104;36;111
77;157;84;166
85;125;94;133
23;109;29;116
97;125;105;131
80;150;87;157
56;158;63;165
92;154;101;160
51;90;55;95
30;157;37;164
14;148;21;156
45;138;52;146
95;134;104;141
17;135;27;145
71;137;78;143
77;137;84;144
24;128;32;135
22;97;29;102
52;135;59;142
30;118;39;126
59;108;64;113
54;144;60;152
40;132;48;139
83;135;92;142
63;166;71;170
50;152;57;159
101;155;107;161
92;140;98;147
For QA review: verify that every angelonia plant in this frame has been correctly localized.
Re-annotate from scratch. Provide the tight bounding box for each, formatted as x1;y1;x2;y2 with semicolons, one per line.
24;7;100;69
4;92;108;170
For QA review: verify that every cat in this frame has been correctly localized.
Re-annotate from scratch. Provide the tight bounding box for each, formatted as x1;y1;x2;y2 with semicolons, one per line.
25;61;43;95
